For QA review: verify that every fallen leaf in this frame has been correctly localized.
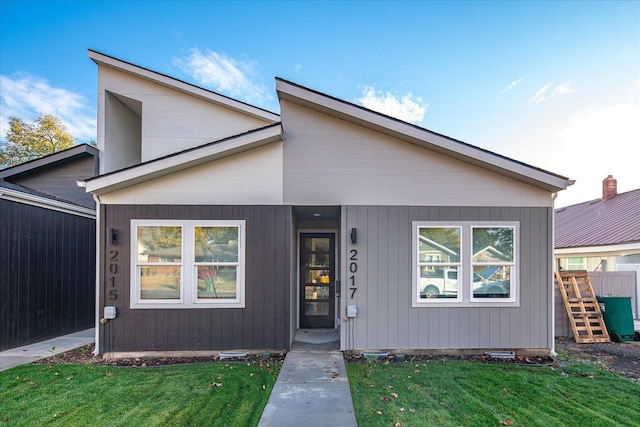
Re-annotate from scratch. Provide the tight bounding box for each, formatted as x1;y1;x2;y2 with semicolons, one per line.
399;407;405;412
376;410;382;415
439;401;446;407
106;372;113;377
414;369;420;373
502;388;508;393
380;396;389;401
410;408;417;413
394;422;401;427
391;392;399;398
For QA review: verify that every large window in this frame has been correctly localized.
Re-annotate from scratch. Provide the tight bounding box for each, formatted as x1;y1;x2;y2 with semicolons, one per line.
413;222;518;307
131;220;245;308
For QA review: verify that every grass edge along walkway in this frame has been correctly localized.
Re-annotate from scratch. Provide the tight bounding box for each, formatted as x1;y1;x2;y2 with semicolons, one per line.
0;361;280;426
346;358;639;427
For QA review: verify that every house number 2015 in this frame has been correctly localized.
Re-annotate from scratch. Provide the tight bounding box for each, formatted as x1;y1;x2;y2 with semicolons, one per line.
349;249;358;298
108;250;118;301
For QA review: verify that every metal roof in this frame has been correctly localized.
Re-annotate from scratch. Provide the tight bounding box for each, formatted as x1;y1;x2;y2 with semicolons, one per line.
555;188;640;248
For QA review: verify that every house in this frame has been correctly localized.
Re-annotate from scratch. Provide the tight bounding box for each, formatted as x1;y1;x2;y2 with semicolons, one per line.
0;144;98;350
555;176;640;272
84;50;572;356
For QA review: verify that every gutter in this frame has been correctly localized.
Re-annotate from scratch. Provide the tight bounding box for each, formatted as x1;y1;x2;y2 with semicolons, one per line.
0;187;96;219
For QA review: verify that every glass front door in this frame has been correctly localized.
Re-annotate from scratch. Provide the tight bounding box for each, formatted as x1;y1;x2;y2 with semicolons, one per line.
300;233;335;328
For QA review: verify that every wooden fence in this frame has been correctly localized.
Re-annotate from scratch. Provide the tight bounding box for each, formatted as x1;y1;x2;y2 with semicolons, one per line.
555;271;637;337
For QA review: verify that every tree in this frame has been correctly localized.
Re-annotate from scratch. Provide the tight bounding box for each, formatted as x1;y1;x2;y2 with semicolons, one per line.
0;114;76;168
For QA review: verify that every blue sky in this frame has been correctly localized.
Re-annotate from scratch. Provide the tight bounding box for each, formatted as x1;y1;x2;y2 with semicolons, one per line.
1;1;638;207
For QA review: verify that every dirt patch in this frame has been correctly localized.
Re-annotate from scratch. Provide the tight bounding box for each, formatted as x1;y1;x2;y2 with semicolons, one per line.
343;351;554;366
34;344;285;367
555;337;640;379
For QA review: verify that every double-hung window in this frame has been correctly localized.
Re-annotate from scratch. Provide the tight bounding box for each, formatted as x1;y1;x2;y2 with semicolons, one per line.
131;220;245;309
412;222;518;307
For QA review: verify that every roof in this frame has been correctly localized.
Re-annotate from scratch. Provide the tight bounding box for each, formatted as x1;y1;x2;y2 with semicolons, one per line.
0;180;96;218
88;49;280;123
555;188;640;249
84;124;283;195
276;78;573;193
0;144;98;179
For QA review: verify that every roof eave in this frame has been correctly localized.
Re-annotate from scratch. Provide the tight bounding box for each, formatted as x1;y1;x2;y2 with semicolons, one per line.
88;49;280;123
0;144;98;179
276;78;572;193
85;124;283;196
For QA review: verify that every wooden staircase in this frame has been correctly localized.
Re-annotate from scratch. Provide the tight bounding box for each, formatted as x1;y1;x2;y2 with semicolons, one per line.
555;270;610;343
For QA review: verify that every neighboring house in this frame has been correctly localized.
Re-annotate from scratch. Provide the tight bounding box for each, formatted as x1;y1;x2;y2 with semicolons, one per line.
555;176;640;272
84;50;572;356
0;144;98;350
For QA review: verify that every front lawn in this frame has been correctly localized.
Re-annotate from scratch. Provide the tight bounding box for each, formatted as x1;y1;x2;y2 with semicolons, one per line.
0;362;280;426
347;358;639;426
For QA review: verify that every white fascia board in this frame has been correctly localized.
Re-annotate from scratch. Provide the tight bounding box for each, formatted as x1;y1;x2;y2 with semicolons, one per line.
88;50;280;123
277;79;571;193
85;125;283;196
555;242;640;257
0;188;96;219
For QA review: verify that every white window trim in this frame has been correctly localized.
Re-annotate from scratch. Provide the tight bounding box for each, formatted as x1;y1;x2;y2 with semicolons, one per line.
130;219;245;309
412;221;519;308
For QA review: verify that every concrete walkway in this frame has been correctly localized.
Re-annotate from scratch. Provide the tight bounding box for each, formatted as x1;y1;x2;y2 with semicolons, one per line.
258;329;357;427
0;328;95;372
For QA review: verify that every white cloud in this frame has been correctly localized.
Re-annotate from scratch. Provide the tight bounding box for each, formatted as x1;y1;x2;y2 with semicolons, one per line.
529;83;551;103
172;48;272;105
500;77;523;95
552;82;575;97
512;102;640;207
358;86;428;124
0;73;96;141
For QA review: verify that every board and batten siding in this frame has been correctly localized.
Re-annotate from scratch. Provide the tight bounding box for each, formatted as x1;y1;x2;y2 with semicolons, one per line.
341;205;554;352
281;100;553;208
0;200;95;350
99;204;291;353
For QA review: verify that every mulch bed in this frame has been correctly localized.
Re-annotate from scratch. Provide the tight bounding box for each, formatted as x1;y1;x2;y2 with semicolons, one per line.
343;351;554;366
34;344;285;367
34;339;640;379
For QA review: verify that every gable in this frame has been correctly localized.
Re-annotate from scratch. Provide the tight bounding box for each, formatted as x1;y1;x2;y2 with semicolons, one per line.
91;50;279;173
281;100;553;207
98;141;284;205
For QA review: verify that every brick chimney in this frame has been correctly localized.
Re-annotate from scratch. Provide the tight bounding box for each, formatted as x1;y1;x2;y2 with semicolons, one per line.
602;175;617;200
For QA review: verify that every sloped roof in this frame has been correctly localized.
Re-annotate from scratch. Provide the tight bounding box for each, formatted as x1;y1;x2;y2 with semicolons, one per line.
88;50;280;123
555;188;640;249
276;78;573;193
85;124;283;195
0;180;96;217
0;144;98;179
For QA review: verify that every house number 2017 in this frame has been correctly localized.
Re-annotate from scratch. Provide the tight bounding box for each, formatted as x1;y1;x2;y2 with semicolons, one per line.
108;250;118;301
349;249;358;298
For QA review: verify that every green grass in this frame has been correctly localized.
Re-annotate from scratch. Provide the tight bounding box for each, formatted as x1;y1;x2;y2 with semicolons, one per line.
0;362;280;426
347;359;639;427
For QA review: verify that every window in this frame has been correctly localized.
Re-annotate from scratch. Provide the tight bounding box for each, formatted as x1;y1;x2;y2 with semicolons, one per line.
131;220;245;308
413;222;518;307
567;257;586;271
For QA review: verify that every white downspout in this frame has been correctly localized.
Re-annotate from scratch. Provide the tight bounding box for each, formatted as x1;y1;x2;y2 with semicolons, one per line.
550;192;558;357
92;193;102;355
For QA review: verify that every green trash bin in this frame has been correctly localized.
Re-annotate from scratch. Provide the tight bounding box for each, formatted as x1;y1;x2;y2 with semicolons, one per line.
597;296;635;342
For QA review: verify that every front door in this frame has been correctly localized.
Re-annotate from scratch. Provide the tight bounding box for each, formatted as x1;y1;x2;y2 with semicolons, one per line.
300;233;335;328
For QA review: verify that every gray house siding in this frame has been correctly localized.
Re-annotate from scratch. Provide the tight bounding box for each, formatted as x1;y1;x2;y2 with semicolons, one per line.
341;205;553;352
0;199;95;350
99;204;291;353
